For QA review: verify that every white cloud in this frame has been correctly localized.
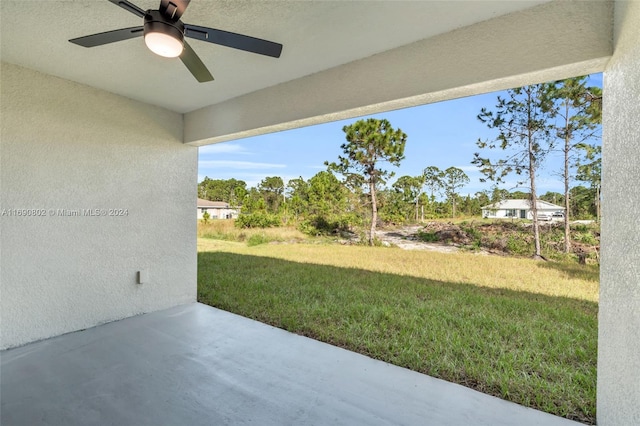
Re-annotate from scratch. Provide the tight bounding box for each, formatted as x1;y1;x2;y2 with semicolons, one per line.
198;143;250;155
199;160;286;170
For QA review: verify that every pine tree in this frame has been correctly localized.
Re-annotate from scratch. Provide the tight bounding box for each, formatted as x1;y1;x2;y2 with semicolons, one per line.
472;84;556;259
326;118;406;245
547;76;602;252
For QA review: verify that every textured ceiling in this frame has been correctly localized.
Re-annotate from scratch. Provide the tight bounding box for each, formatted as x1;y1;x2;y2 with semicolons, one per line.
0;0;551;113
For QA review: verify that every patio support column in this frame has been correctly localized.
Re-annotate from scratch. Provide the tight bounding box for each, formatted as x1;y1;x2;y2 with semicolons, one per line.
598;1;640;424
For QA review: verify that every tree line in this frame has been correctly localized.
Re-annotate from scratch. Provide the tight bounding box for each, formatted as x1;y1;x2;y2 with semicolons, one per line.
199;76;601;253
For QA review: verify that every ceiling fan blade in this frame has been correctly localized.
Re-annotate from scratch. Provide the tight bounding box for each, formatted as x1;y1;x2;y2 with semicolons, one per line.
69;27;144;48
108;0;146;18
160;0;190;21
180;41;214;83
184;24;282;58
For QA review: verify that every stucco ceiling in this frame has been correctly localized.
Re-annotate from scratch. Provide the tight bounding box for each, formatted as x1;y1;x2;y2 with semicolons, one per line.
1;0;552;114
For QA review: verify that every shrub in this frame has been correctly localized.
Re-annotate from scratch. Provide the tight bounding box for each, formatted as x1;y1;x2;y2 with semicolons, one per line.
298;214;360;236
575;232;599;246
417;231;439;242
338;213;363;229
247;233;270;246
201;211;210;224
235;212;281;228
299;215;334;236
462;226;482;243
572;224;590;232
379;211;407;225
506;235;531;255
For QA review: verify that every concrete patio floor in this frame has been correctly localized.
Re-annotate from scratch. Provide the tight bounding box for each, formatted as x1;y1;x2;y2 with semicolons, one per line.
1;303;583;426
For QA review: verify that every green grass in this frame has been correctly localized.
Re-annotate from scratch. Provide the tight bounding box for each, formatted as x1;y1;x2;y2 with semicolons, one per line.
197;240;598;424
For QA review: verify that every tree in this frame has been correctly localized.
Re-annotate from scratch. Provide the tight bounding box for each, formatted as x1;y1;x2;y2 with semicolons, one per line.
472;84;555;259
539;191;564;206
326;118;407;245
547;76;602;252
258;176;285;213
575;143;602;221
490;187;510;204
307;171;348;217
509;190;530;200
475;191;491;209
286;177;310;220
423;166;443;217
232;185;248;207
377;188;409;224
442;167;469;218
198;177;247;204
458;194;481;216
569;185;596;219
392;175;425;222
241;187;266;213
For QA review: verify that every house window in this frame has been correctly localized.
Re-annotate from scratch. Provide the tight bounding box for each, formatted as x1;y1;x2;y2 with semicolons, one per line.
201;208;208;213
506;209;517;217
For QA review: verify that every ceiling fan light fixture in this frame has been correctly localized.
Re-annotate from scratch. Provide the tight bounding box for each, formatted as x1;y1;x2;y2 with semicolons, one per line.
145;32;183;57
143;10;184;58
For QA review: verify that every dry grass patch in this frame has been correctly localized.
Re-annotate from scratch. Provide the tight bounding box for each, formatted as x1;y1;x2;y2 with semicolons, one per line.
198;220;307;245
197;239;598;302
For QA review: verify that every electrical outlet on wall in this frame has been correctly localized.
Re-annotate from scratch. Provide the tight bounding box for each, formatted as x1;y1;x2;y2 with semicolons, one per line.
138;270;149;284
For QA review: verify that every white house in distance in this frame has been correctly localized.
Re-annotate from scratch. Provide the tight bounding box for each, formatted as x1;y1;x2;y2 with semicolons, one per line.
482;199;564;220
197;198;238;220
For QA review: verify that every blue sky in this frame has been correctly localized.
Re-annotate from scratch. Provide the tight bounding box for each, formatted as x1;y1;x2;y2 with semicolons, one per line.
198;74;602;197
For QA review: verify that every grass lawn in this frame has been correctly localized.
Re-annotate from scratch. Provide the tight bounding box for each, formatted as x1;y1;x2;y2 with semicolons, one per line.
197;238;598;424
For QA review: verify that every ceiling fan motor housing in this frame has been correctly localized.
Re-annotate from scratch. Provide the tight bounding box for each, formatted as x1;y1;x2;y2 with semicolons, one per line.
144;10;185;43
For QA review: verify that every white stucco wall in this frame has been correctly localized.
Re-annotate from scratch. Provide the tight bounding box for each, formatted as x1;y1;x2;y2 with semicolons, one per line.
599;1;640;424
0;63;197;349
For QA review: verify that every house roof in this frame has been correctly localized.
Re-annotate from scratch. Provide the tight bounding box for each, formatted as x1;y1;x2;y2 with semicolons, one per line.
0;1;612;146
481;199;565;211
197;198;229;208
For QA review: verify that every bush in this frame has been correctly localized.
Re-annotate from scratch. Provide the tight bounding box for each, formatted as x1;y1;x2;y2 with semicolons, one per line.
462;226;482;245
299;216;333;236
379;211;408;225
298;214;360;236
575;232;599;246
201;211;210;224
235;212;281;228
417;231;439;242
506;235;531;255
339;213;363;229
572;224;591;232
247;233;270;246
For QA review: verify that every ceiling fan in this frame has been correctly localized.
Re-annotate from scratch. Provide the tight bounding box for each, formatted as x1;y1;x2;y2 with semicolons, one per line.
69;0;283;82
